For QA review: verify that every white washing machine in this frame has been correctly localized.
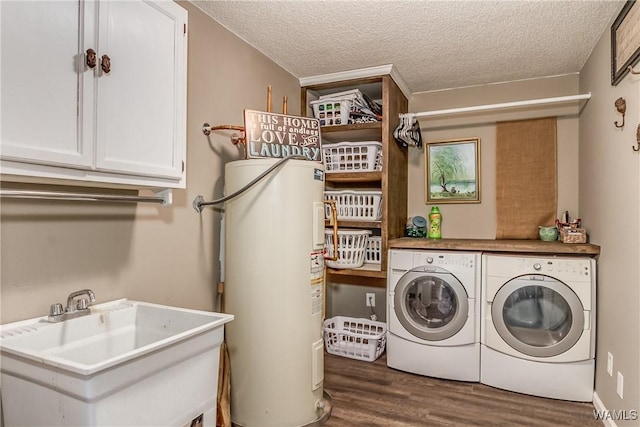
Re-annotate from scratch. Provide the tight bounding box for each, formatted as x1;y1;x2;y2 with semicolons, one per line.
481;254;596;402
387;249;481;381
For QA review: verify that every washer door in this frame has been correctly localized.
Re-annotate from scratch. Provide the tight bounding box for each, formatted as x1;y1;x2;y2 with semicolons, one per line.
394;266;469;341
491;275;584;358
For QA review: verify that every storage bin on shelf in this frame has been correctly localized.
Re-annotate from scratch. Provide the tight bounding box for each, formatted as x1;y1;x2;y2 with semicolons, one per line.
310;98;351;126
557;219;586;244
365;236;382;264
322;141;382;173
323;316;387;362
324;229;371;269
559;227;587;243
324;189;383;221
310;89;382;126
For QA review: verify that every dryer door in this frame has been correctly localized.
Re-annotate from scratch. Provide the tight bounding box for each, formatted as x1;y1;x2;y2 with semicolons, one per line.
491;275;584;358
394;266;469;341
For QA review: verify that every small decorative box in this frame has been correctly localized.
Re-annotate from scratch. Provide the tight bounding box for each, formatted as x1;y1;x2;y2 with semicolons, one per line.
559;227;587;244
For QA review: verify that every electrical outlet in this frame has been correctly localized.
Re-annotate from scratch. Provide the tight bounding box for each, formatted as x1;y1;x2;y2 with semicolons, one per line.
366;293;375;307
607;352;613;376
617;372;624;399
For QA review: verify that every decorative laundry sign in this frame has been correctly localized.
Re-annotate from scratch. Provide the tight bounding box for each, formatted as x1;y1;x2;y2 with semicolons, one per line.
244;109;322;162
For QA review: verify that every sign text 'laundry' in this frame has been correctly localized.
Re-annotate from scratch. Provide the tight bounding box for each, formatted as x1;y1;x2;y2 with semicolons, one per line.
244;109;322;162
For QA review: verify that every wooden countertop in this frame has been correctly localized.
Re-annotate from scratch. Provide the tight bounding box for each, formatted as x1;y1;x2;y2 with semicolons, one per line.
388;237;600;256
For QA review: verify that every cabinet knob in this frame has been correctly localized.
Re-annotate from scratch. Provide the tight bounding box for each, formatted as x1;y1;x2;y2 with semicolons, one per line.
86;48;97;69
101;54;111;74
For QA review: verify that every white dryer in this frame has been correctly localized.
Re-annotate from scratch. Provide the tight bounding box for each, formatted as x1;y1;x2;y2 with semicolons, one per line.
481;254;596;402
387;249;481;381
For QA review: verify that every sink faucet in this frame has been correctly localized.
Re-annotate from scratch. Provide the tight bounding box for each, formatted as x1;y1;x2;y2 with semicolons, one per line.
47;289;96;323
65;289;96;313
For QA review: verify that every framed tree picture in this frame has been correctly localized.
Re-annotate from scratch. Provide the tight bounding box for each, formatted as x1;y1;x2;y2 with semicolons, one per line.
425;138;480;204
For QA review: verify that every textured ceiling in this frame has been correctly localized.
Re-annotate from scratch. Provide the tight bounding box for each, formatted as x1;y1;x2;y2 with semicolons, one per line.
191;0;624;94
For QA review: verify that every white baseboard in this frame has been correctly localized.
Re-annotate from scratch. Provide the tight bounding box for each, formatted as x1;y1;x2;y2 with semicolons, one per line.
593;392;617;427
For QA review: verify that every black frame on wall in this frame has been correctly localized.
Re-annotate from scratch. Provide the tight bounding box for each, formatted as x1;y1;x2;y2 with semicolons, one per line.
611;0;640;86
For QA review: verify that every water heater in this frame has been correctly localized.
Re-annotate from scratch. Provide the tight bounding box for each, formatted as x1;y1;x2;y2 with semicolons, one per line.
224;158;326;426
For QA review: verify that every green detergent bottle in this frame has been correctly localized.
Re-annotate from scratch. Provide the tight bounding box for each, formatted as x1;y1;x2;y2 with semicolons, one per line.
428;206;442;239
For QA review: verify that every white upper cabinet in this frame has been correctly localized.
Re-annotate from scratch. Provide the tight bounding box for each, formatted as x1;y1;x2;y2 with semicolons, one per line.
1;0;95;168
94;0;186;180
1;0;187;188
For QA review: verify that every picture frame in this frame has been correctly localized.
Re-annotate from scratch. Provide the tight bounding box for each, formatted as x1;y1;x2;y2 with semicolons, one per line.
611;0;640;86
425;138;480;204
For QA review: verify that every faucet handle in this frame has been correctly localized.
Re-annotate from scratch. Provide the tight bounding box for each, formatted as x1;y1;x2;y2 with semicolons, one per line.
49;303;64;316
77;298;89;310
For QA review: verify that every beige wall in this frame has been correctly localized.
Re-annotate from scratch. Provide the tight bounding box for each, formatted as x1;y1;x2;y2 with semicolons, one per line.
579;18;640;422
0;1;300;323
3;2;637;420
408;74;581;239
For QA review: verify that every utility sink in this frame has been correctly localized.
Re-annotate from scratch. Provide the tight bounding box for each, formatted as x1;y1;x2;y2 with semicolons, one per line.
0;299;234;427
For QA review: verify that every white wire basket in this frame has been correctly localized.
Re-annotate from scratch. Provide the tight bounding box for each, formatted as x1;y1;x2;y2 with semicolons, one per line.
324;190;383;221
323;316;387;362
322;141;382;173
365;236;382;264
324;229;371;269
310;98;351;126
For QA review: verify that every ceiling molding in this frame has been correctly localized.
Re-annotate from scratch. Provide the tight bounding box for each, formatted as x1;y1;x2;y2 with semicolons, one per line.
299;64;412;99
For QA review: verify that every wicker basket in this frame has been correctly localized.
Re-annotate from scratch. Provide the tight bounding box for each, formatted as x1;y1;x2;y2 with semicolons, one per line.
559;227;587;244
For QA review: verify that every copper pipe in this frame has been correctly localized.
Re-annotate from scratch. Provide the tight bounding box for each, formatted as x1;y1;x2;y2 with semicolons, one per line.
202;123;245;135
267;85;272;112
324;200;339;261
202;123;246;144
230;133;246;145
283;96;288;115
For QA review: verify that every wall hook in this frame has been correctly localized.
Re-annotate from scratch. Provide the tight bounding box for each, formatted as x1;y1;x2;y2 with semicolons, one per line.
629;65;640;75
614;97;626;128
634;124;640;152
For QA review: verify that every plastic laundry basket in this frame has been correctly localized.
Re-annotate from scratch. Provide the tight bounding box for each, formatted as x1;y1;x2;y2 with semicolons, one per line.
323;316;387;362
324;229;370;269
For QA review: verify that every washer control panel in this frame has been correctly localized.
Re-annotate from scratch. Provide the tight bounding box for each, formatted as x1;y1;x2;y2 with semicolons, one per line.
414;252;476;270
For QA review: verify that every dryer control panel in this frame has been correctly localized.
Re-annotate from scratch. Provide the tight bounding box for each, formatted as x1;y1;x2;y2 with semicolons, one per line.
484;254;594;283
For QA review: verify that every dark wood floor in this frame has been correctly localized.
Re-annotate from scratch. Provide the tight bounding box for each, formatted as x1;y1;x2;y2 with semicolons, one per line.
323;353;601;427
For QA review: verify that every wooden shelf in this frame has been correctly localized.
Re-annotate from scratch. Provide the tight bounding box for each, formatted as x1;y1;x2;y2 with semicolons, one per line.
388;237;601;256
325;171;382;183
303;74;408;284
320;122;382;143
321;122;382;133
326;268;386;288
325;220;381;229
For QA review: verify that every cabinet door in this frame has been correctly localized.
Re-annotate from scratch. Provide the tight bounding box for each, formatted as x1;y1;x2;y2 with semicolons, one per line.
94;0;186;180
1;0;95;168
